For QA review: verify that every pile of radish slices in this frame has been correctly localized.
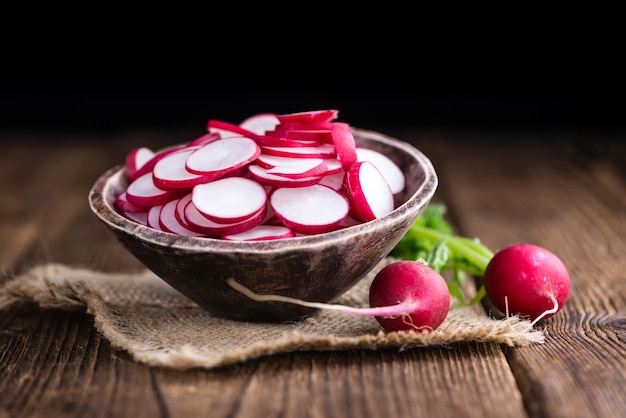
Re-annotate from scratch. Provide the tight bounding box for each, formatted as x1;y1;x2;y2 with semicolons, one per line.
114;109;407;241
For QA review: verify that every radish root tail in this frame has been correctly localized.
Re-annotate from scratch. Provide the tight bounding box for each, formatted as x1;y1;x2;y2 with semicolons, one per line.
530;294;559;326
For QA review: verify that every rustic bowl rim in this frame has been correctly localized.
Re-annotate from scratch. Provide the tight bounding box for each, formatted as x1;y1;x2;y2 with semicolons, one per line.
88;127;438;254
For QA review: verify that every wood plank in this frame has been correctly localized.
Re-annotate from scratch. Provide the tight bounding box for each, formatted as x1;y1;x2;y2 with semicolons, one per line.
430;130;626;418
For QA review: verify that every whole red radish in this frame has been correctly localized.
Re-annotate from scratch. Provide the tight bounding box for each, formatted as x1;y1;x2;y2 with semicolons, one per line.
483;243;570;323
369;260;451;332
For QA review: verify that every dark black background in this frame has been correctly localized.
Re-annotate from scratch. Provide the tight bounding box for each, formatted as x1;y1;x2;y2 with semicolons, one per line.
1;86;624;135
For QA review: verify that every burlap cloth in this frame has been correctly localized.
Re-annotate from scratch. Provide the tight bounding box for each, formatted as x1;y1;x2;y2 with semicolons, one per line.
0;258;544;370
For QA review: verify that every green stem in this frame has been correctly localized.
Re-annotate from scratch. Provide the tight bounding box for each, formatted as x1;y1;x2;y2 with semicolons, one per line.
407;225;494;274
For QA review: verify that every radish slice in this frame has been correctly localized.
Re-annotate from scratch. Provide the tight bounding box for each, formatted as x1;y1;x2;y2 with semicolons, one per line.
261;143;335;158
331;122;357;169
147;205;164;230
248;164;323;188
159;198;206;237
192;177;267;224
319;170;345;190
126;172;180;207
175;193;194;227
185;136;261;176
270;184;349;235
222;225;295;241
131;145;187;181
152;147;217;190
125;147;155;181
206;119;258;139
123;210;149;226
188;132;221;147
356;147;406;194
239;112;280;134
114;191;147;213
265;129;333;142
276;109;339;124
254;135;319;148
343;161;395;222
183;200;265;236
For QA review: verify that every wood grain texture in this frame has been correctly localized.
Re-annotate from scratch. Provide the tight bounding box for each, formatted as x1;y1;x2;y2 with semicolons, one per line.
1;128;624;418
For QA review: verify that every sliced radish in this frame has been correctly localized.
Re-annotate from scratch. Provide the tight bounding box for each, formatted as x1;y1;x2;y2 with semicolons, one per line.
254;135;319;148
343;161;395;222
185;136;261;176
114;191;147;213
276;109;339;124
147;205;164;230
206;119;258;139
274;121;334;131
239;112;280;134
318;170;345;190
175;193;194;227
131;145;187;181
331;122;357;169
188;132;221;147
248;164;323;188
152;147;218;190
270;184;349;235
261;143;335;159
123;210;149;226
265;129;333;142
159;198;206;237
356;147;406;194
183;200;265;236
126;172;181;207
192;177;267;224
222;225;295;241
125;147;155;181
321;158;343;175
256;155;328;179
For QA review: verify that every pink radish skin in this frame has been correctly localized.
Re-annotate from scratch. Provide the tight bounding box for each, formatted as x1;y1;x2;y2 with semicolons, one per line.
276;109;339;124
238;113;280;134
331;122;357;169
227;260;451;333
125;147;155;181
483;243;570;324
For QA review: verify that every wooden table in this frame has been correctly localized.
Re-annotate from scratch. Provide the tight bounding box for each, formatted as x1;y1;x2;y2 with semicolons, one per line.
1;126;624;418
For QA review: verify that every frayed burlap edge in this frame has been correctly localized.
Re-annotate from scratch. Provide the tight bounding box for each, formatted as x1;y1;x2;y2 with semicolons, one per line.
0;260;544;370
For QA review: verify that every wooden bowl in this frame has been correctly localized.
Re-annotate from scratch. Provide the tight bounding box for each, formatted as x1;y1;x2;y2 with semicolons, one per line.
88;128;438;322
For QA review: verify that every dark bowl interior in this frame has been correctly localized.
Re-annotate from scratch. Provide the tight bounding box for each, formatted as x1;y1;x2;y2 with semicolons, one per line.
88;128;438;322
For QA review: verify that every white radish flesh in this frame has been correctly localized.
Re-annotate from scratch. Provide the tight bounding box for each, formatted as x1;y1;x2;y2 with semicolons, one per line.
270;184;349;234
343;161;394;222
126;172;180;207
159;198;206;237
192;177;267;223
185;137;260;176
239;112;280;134
152;147;217;190
356;147;406;194
183;200;265;236
222;225;295;241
